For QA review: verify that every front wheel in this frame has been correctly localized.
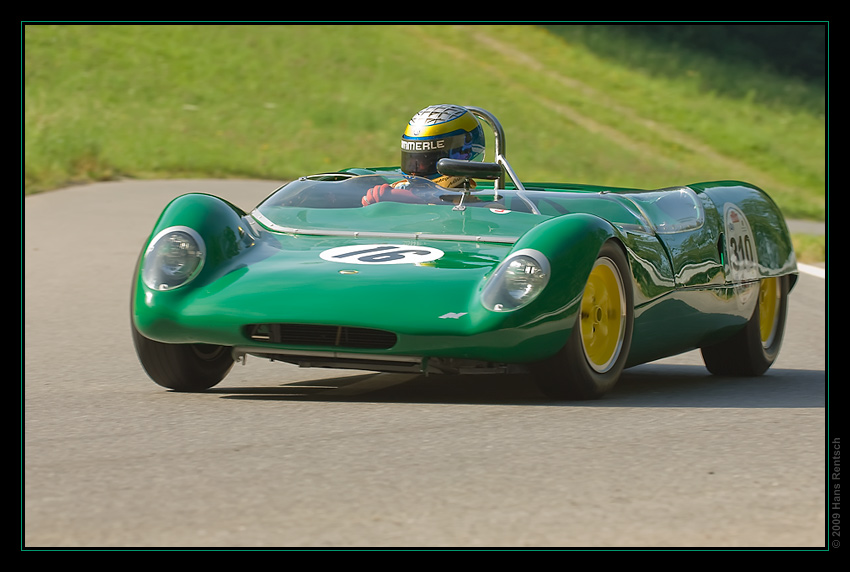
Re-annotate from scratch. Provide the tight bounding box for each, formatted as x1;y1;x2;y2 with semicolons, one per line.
131;324;234;391
701;275;789;376
532;241;634;400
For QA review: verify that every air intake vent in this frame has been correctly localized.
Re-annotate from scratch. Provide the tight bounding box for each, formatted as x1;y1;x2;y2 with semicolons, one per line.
244;323;397;350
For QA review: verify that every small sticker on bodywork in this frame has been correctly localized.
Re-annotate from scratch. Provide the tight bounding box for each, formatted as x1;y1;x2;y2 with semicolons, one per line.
439;312;468;319
320;244;444;265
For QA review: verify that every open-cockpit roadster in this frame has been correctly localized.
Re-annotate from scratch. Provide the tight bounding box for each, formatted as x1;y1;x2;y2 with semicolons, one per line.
132;107;797;399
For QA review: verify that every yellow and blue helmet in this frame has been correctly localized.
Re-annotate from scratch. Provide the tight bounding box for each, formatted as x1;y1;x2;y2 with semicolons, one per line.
400;104;485;178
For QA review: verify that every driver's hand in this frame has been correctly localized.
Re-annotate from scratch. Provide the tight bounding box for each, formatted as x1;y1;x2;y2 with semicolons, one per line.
361;184;417;206
362;183;393;206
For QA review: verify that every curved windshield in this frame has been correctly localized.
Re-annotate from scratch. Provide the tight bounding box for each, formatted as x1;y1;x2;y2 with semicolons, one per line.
253;173;658;236
257;173;507;210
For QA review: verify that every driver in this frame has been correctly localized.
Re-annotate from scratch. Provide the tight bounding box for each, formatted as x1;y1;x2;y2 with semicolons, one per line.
362;104;486;206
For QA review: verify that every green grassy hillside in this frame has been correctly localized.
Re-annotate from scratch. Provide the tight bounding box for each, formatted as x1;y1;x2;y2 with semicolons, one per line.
24;24;825;225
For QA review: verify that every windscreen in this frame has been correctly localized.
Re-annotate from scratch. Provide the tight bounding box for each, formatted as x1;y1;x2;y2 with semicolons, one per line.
257;174;508;210
254;173;661;235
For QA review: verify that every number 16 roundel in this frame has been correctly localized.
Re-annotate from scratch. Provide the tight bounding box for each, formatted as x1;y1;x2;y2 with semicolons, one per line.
320;244;445;265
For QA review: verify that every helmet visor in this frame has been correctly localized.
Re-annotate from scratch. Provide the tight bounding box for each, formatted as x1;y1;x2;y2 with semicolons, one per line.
401;134;471;177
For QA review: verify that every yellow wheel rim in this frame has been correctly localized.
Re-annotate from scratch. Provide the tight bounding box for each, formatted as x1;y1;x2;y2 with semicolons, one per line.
580;258;626;372
758;277;780;348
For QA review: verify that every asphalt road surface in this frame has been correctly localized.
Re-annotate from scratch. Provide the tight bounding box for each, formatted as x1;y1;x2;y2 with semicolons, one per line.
24;179;827;548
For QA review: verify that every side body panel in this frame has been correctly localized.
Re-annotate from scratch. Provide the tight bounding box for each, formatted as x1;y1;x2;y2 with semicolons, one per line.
624;180;797;366
691;181;798;280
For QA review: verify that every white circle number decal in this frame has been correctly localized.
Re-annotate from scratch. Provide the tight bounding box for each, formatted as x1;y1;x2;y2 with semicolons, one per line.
723;204;759;283
320;244;444;265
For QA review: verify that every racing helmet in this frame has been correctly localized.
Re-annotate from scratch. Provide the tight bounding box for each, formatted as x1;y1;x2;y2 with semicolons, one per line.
400;104;485;178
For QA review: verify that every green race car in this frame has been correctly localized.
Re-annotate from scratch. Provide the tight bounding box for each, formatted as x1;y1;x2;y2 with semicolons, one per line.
131;107;798;399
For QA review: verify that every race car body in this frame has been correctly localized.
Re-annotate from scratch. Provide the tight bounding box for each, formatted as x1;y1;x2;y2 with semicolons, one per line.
131;107;797;399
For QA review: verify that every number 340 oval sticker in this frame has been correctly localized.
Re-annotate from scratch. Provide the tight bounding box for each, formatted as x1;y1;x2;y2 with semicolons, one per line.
320;244;444;265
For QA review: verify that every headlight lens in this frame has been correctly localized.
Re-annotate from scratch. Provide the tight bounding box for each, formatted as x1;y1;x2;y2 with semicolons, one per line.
142;226;205;291
481;249;550;312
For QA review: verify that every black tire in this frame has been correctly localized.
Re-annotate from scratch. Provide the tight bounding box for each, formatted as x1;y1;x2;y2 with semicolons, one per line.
532;241;634;400
130;249;233;391
131;324;234;391
701;275;789;376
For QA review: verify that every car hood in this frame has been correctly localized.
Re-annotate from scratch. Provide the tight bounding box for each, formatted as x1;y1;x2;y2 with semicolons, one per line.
179;203;551;336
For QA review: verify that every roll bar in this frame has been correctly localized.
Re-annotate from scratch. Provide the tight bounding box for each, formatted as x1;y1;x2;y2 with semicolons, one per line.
461;106;539;214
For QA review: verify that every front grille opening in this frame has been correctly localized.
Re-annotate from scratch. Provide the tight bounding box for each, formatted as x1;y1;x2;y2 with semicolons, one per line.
244;323;397;350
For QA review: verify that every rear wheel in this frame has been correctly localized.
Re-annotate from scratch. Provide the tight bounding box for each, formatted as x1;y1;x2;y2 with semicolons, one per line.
701;275;789;376
532;241;633;400
131;324;234;391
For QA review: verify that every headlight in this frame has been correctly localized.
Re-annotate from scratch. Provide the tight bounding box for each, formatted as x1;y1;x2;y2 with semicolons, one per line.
481;249;550;312
141;226;206;291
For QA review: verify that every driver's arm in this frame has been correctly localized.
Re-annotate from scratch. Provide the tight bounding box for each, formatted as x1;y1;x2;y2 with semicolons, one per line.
361;183;419;206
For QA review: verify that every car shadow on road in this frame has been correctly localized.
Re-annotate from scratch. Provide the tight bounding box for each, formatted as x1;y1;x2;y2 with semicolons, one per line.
212;363;825;408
